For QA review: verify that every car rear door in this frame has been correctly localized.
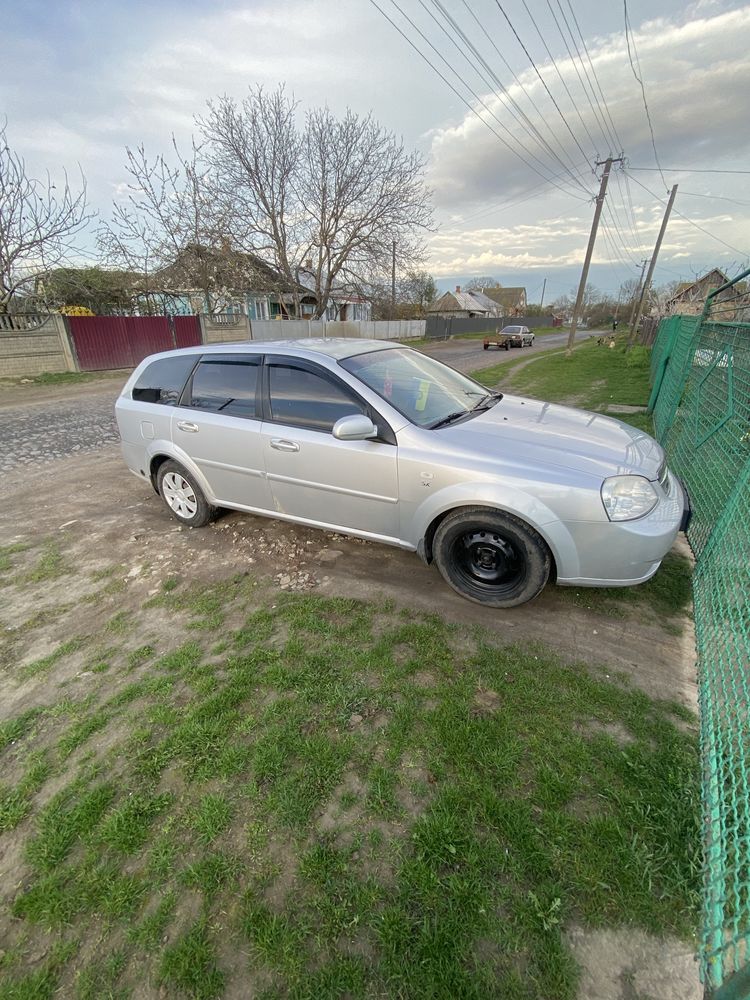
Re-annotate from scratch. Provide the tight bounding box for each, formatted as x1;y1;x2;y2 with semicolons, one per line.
170;353;273;511
260;356;400;541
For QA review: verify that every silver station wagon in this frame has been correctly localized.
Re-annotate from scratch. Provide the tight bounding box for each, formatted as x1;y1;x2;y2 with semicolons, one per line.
115;339;688;608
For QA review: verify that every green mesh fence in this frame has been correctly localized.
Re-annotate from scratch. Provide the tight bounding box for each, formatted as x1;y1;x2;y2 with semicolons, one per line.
650;273;750;998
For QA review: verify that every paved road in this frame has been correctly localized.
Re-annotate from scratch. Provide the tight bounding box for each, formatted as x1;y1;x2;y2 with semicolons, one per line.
0;386;121;474
0;331;599;473
418;328;595;373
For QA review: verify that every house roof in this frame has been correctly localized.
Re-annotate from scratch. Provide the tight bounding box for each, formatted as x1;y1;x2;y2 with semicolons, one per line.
667;269;729;303
465;290;500;312
427;291;488;314
480;286;527;309
153;245;300;295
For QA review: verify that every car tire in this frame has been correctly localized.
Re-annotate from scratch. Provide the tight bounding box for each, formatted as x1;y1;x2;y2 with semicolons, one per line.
156;460;216;528
483;343;489;350
433;507;551;608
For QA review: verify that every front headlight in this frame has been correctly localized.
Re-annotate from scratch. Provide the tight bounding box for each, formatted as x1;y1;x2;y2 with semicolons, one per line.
601;475;658;521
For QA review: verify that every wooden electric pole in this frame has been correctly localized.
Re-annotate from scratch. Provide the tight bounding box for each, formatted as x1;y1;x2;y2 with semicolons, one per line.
628;184;678;346
627;257;649;333
567;156;623;352
540;277;547;309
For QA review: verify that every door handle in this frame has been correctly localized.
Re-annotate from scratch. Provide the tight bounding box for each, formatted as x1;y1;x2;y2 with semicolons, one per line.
270;438;300;453
176;421;199;433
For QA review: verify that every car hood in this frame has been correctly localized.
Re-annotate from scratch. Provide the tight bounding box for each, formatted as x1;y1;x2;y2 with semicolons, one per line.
440;394;664;482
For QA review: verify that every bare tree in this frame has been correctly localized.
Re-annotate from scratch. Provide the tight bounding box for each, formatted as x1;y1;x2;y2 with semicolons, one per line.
0;121;92;312
200;86;434;319
400;270;437;314
464;276;499;293
98;140;230;314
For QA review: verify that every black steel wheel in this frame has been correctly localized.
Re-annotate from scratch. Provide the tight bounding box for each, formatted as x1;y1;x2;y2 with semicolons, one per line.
433;507;551;608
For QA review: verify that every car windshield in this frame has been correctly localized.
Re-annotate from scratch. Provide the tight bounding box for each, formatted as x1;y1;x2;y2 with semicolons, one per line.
503;326;522;333
340;347;497;428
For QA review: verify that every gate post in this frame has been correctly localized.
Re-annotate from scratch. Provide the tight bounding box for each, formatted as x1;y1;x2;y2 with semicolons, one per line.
57;315;79;372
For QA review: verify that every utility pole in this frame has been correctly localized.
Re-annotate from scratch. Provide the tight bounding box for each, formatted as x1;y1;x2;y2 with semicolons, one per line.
539;277;547;309
567;156;623;352
391;239;396;319
627;257;649;333
628;184;678;346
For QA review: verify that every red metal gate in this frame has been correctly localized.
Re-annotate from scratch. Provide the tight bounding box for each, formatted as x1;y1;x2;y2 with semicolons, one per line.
67;315;202;371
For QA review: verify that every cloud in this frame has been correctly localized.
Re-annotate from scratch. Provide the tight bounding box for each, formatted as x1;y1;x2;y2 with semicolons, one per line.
427;7;750;209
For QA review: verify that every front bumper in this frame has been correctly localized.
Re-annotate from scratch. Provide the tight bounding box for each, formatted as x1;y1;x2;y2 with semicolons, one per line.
555;470;686;587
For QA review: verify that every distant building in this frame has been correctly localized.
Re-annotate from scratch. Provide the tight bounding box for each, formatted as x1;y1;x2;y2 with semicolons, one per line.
426;286;491;318
149;245;370;321
479;285;527;315
665;269;729;316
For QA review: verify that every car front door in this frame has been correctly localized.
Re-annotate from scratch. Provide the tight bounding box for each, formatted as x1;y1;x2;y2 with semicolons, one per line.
171;353;273;510
260;357;400;541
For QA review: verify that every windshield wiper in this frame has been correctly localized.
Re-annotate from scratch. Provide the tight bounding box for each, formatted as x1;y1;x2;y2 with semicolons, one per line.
429;409;470;429
471;391;503;411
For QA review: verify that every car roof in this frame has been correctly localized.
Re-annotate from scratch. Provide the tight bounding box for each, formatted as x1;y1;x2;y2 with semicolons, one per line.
154;338;404;362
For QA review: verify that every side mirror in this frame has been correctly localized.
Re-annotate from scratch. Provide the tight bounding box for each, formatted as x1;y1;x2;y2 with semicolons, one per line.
332;414;378;441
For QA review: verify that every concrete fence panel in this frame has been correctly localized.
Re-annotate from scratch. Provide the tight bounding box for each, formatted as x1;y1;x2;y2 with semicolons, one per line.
201;315;252;344
0;315;74;377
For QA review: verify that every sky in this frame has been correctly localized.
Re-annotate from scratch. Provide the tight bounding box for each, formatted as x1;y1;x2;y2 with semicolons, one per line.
1;0;749;303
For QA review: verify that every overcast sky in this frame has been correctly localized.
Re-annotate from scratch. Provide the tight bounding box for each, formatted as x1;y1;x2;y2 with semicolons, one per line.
2;0;749;301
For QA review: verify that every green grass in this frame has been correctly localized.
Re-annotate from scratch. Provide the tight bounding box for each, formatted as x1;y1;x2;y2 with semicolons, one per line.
0;542;31;576
21;541;69;584
0;585;701;999
2;370;126;386
160;920;224;999
505;338;651;409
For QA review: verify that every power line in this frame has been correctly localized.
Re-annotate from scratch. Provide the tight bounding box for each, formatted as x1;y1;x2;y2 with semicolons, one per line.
679;190;750;208
628;166;750;175
493;1;594;166
518;0;599;154
613;167;642;250
554;0;620;153
458;0;598;195
626;171;750;258
623;0;666;186
563;0;625;152
368;0;589;200
450;159;594;226
424;0;593;196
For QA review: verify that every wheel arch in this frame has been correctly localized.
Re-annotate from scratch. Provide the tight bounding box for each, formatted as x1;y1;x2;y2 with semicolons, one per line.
146;445;217;504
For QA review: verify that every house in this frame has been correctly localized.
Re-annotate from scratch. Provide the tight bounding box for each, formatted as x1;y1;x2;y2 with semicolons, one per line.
463;290;504;317
479;285;527;315
427;286;491;318
665;269;729;316
149;245;370;321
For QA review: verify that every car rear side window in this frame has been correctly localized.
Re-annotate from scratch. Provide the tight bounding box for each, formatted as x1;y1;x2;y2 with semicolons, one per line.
132;355;197;405
269;365;364;431
187;357;260;418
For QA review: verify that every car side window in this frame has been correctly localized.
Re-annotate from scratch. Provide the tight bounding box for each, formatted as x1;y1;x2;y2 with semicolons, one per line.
187;357;260;419
132;355;197;405
268;364;365;432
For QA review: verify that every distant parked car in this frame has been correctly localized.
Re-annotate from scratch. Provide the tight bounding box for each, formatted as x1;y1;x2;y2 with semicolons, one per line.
116;339;688;608
483;325;534;350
